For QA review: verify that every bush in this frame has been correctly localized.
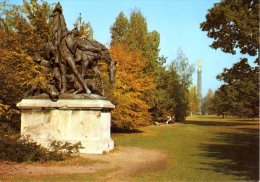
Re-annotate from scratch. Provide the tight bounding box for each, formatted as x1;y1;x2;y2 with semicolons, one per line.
47;141;84;161
0;101;21;134
0;135;83;163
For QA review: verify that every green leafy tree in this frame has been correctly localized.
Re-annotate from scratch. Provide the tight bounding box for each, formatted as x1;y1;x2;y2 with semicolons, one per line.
201;0;259;119
201;0;259;58
201;89;215;115
128;11;161;74
74;13;93;40
211;85;231;118
171;80;189;122
216;58;259;118
170;48;195;121
172;48;195;87
127;10;148;52
145;31;161;73
150;56;177;122
111;10;161;74
110;11;129;45
189;86;199;116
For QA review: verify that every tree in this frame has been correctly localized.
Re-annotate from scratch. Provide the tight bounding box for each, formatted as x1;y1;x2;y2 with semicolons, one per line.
201;89;215;115
108;43;155;130
171;80;189;122
201;0;259;58
172;48;195;87
110;10;197;124
110;12;129;45
110;11;165;125
149;57;177;122
127;11;161;74
0;0;53;132
126;12;162;121
169;48;195;121
144;30;161;73
211;85;231;118
189;86;199;116
201;0;259;119
127;10;148;52
74;13;93;40
110;10;161;74
216;58;259;118
0;0;53;104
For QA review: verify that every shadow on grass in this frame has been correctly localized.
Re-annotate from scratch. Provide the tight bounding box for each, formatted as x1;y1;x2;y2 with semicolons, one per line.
111;128;143;134
197;127;259;181
184;119;257;127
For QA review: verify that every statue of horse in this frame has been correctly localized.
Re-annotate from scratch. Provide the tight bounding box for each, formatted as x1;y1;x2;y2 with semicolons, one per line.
75;39;116;96
34;2;116;98
59;28;101;94
66;74;98;94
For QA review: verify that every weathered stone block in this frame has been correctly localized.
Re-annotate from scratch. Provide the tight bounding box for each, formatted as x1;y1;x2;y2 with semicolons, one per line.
17;94;115;154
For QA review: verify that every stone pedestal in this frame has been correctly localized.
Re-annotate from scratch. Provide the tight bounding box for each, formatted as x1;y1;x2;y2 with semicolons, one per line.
17;94;115;154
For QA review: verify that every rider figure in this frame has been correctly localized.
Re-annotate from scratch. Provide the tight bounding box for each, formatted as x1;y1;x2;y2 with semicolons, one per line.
59;28;100;94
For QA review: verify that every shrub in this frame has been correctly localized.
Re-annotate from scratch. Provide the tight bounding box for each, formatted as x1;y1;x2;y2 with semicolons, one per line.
0;135;83;163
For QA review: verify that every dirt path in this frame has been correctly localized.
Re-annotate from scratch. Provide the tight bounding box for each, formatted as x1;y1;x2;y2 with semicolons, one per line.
0;147;168;181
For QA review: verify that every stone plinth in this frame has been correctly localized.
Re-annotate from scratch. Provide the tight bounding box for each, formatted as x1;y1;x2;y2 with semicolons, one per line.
17;94;115;154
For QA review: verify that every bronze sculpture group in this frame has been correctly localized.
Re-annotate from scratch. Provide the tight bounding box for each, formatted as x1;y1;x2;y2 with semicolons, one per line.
31;2;116;101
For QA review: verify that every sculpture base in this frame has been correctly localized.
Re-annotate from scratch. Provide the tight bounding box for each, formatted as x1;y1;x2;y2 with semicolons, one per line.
17;94;115;154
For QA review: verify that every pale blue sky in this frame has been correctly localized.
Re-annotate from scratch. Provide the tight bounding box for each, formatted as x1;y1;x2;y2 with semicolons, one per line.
9;0;256;96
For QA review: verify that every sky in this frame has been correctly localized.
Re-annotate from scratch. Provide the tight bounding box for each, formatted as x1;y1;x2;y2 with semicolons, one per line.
10;0;256;96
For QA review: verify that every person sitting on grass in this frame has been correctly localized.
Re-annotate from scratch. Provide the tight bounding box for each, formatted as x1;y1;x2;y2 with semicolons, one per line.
165;116;171;124
171;115;175;124
165;115;175;124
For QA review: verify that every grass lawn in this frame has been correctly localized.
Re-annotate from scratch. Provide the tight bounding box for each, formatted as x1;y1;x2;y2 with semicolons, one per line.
0;115;258;181
114;115;259;181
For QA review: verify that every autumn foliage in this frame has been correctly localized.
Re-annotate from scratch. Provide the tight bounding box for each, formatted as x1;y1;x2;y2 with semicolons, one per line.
0;0;53;102
0;0;52;131
108;43;155;130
